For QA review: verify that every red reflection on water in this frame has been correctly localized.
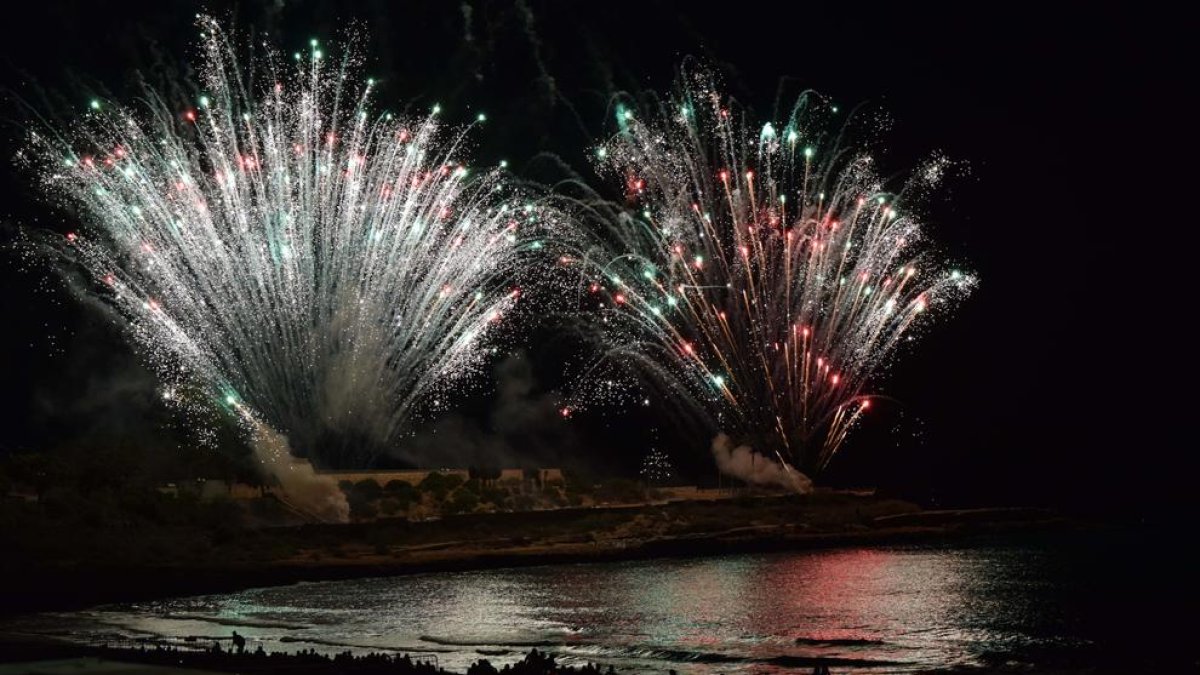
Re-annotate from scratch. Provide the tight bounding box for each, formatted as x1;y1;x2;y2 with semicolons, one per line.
743;549;915;665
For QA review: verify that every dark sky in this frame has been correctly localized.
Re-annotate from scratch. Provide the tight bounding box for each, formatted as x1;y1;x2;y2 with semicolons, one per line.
0;2;1185;511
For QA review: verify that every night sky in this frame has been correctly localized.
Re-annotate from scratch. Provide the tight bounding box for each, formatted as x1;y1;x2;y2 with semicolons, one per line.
0;2;1185;512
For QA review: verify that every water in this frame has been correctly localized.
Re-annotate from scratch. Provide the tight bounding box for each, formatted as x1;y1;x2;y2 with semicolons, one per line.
6;529;1188;673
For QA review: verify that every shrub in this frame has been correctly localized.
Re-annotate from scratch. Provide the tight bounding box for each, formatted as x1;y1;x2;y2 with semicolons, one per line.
511;494;536;512
353;479;383;501
419;472;464;500
379;498;403;516
349;499;378;521
384;480;418;508
384;479;414;494
443;489;480;515
480;486;508;506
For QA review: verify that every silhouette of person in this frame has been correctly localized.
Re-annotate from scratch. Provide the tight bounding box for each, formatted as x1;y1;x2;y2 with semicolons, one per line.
231;630;246;654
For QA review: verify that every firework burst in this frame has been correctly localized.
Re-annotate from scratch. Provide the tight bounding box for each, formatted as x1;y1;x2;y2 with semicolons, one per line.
575;72;975;474
25;17;562;467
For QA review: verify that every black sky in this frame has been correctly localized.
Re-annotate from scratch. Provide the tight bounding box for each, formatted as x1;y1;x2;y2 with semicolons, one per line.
0;2;1186;512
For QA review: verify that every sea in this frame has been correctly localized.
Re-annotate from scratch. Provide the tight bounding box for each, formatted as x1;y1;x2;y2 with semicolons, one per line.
3;528;1190;673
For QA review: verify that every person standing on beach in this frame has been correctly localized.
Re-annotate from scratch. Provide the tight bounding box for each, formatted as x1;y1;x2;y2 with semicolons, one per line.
231;630;246;654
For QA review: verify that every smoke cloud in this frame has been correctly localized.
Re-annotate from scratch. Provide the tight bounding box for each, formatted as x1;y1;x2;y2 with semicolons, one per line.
251;423;349;522
394;352;577;468
711;433;813;494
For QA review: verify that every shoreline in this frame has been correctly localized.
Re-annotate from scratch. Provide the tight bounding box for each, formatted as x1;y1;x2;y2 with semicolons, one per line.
1;499;1081;616
0;636;1114;675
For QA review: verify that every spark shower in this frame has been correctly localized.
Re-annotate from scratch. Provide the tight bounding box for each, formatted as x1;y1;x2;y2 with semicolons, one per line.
573;72;974;475
23;18;972;509
25;18;563;484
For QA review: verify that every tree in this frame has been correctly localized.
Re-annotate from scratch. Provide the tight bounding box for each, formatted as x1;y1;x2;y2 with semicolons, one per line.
384;479;418;508
384;479;413;493
443;489;479;515
353;479;383;501
350;499;378;521
418;472;463;500
480;485;509;508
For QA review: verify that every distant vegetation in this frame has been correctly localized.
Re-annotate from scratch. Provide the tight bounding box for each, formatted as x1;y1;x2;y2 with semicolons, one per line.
337;469;652;522
0;440;668;574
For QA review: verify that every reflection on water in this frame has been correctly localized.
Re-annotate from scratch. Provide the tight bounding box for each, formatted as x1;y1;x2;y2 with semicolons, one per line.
6;529;1186;673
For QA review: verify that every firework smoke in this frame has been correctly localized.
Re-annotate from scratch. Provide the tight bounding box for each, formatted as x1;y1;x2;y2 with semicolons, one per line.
711;433;811;493
24;17;564;497
251;423;349;522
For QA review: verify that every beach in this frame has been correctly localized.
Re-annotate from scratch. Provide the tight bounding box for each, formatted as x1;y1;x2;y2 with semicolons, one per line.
4;525;1184;674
